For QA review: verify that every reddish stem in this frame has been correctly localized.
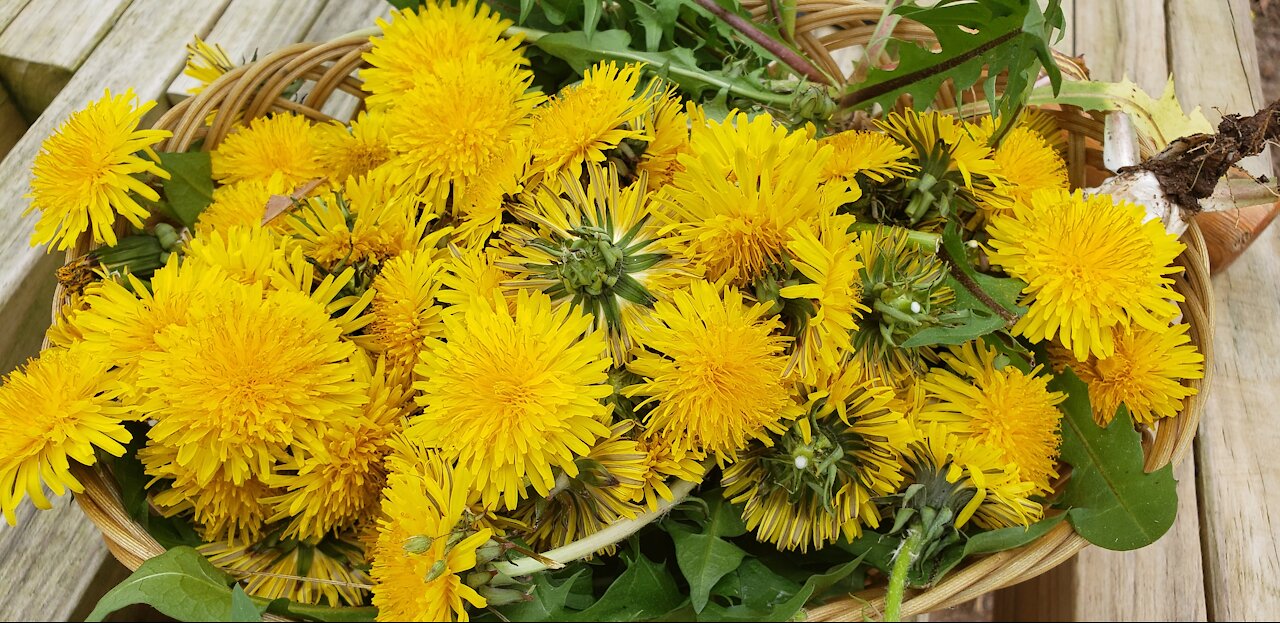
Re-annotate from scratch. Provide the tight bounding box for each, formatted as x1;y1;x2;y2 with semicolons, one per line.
692;0;833;85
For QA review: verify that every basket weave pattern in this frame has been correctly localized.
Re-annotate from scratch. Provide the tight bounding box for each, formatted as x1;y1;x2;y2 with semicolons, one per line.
53;15;1213;621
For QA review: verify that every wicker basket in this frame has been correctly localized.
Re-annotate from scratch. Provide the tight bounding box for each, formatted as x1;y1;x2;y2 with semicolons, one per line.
54;6;1213;620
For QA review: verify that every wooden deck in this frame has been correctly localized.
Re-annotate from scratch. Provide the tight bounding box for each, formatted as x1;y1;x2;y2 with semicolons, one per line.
0;1;1277;620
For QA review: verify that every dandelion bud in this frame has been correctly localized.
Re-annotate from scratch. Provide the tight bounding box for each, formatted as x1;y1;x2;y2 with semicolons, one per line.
402;535;434;555
424;559;448;582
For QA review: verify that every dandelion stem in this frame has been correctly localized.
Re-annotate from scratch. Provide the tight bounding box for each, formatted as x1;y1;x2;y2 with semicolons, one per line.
847;222;941;251
493;478;698;577
884;528;924;622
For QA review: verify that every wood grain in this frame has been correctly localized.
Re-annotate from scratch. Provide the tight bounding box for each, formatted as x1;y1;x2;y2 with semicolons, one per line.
1169;1;1280;618
0;0;30;156
304;0;390;120
0;1;233;615
165;0;329;104
0;0;133;117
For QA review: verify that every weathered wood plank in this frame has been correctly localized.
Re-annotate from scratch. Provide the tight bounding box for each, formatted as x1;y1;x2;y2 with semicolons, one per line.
1168;1;1280;618
0;0;233;616
0;495;110;621
0;0;29;157
165;0;329;105
0;0;133;118
1069;0;1168;95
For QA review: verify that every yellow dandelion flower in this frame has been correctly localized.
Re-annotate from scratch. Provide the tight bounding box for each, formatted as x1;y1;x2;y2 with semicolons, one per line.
988;189;1185;360
625;280;802;462
362;2;526;108
1053;323;1204;426
313;111;395;184
437;245;511;309
451;140;531;247
0;346;131;524
820;130;917;184
530;61;656;177
633;429;706;511
26;89;171;250
780;213;868;381
512;421;648;556
900;423;1042;530
660;111;855;284
361;250;447;375
196;173;295;235
502;163;697;362
183;37;234;95
212;113;323;185
200;538;371;606
919;341;1065;494
185;225;291;288
141;443;275;544
386;58;539;188
265;355;412;540
993;126;1068;206
269;247;379;336
410;290;612;509
72;258;233;393
371;461;492;622
288;186;433;268
634;87;691;191
877;110;1002;188
723;365;910;551
137;281;367;486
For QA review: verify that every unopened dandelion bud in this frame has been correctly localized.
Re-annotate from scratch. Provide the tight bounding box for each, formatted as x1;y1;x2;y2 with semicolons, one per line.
402;535;434;555
474;539;503;565
478;586;532;607
424;559;448;582
154;223;180;250
465;570;496;587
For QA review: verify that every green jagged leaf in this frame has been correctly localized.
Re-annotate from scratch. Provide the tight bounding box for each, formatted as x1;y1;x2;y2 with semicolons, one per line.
632;0;682;51
696;558;863;622
157;151;215;230
669;524;747;612
87;546;239;622
561;552;685;621
526;29;792;107
229;585;266;622
845;0;1063;119
710;559;802;610
499;569;585;621
1029;77;1213;149
1053;369;1178;550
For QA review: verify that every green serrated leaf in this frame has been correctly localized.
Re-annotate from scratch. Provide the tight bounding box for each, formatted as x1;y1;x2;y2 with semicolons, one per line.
582;0;602;40
963;513;1066;556
157;151;215;230
87;546;238;622
1053;369;1178;550
229;585;266;622
669;524;747;612
700;558;864;622
562;553;684;621
710;558;802;610
498;570;584;621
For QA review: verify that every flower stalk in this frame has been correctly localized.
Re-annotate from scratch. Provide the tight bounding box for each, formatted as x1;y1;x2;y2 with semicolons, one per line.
884;527;925;622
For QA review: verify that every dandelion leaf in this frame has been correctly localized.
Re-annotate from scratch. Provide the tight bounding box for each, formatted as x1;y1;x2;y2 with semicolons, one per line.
1038;77;1213;149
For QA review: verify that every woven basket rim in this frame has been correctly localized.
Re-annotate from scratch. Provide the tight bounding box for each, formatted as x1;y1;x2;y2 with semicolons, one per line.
54;14;1214;621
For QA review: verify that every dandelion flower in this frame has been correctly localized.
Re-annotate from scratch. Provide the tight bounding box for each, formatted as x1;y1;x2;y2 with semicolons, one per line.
0;346;132;524
201;538;372;606
314;111;395;184
992;126;1067;206
920;341;1065;493
633;430;706;511
780;213;867;381
185;225;291;288
136;281;367;486
410;290;612;509
626;280;802;462
987;189;1185;360
212;113;323;185
196;173;294;234
362;2;526;108
141;442;275;543
530;62;656;178
288;186;432;269
899;423;1041;530
437;246;511;309
660;111;855;284
183;37;234;95
1052;323;1204;426
502;164;695;362
723;367;910;551
27;89;171;250
634;88;691;191
265;355;412;540
820;130;917;184
371;461;492;622
386;59;539;188
362;250;447;375
512;421;648;556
